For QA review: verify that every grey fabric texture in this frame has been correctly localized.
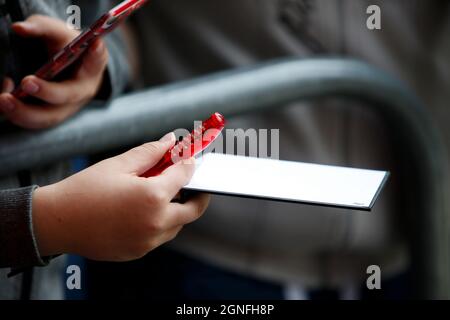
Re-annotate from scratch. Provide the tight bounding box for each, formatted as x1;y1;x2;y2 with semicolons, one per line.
0;0;130;299
132;0;449;287
0;186;43;269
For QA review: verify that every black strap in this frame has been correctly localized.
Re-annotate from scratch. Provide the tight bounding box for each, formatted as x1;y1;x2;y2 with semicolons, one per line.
20;269;34;300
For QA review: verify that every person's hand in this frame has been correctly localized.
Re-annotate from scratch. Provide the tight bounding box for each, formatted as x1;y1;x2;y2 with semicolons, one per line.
32;133;210;261
0;15;109;130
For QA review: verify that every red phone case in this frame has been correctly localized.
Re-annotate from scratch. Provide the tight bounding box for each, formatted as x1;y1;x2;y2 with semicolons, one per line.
13;0;148;99
142;113;227;178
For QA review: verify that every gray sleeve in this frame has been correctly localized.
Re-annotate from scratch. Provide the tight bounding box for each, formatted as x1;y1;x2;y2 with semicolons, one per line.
0;186;48;269
74;0;131;100
102;30;131;99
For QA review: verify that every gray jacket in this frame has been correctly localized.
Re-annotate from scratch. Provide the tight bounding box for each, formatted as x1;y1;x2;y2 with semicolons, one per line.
133;0;450;287
0;0;129;299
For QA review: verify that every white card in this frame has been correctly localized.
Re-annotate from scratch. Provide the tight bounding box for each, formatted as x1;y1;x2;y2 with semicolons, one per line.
184;153;389;210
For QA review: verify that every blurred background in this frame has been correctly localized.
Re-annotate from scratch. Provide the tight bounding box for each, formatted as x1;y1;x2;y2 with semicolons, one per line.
66;0;450;300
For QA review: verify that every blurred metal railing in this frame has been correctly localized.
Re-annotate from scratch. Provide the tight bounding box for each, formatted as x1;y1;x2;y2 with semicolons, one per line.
0;58;448;299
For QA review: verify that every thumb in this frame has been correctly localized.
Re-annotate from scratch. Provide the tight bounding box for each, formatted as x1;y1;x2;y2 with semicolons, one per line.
115;133;177;175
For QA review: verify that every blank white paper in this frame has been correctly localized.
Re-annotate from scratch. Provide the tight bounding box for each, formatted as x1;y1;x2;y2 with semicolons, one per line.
184;153;389;210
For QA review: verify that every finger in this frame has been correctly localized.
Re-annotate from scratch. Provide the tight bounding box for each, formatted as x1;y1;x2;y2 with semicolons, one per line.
2;78;15;94
76;39;109;79
19;75;96;105
0;94;15;113
0;93;78;129
172;192;182;203
19;41;108;104
149;158;197;200
12;15;76;45
116;133;177;174
157;225;184;246
164;193;210;228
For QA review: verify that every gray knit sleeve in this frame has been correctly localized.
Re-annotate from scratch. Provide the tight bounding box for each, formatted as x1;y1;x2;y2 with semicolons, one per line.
0;186;48;269
74;0;131;100
102;29;131;99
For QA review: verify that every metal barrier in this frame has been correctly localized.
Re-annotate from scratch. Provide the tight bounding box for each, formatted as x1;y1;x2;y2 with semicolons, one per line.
0;58;448;299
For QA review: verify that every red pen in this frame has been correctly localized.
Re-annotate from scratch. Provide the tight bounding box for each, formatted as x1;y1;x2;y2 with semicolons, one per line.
143;113;227;178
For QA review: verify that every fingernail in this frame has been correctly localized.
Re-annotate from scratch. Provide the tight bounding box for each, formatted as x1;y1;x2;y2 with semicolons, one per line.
14;21;33;31
22;80;39;94
0;98;15;112
159;132;175;143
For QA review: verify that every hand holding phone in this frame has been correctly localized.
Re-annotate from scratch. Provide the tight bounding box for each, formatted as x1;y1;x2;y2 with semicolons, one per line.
0;16;108;129
12;0;148;99
0;0;148;129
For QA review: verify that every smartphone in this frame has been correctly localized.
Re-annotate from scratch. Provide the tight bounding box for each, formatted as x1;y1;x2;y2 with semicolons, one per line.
12;0;148;99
